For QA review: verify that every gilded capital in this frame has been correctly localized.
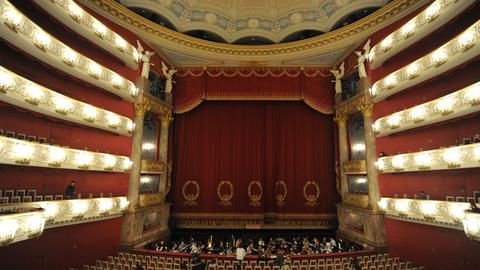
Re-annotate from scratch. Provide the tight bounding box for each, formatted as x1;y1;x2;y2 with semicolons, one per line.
356;99;374;118
159;111;173;127
134;97;152;116
335;109;347;127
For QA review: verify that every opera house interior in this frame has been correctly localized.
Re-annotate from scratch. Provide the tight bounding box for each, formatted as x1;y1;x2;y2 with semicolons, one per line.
0;0;480;269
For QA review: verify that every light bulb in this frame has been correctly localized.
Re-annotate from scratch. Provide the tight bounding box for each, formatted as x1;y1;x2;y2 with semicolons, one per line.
13;143;35;163
395;200;409;213
421;201;437;216
75;151;93;168
0;69;15;93
140;176;151;184
353;143;365;152
3;7;23;32
401;21;416;38
391;155;406;170
414;152;432;169
381;36;393;52
387;114;401;129
62;48;77;66
458;29;476;51
92;21;107;38
25;84;44;105
142;143;155;151
52;95;73;114
406;63;419;79
385;75;397;89
88;62;102;79
103;154;117;169
378;198;389;210
111;74;123;89
425;3;441;22
432;49;447;67
356;177;367;184
82;105;97;122
115;36;127;51
442;148;462;168
67;2;83;22
435;96;454;115
464;83;480;105
47;147;66;165
33;30;51;51
409;105;426;122
120;158;132;171
106;113;120;128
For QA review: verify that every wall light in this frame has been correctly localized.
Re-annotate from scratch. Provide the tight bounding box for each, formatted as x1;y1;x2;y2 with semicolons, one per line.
82;105;98;122
92;21;107;38
140;176;151;184
353;143;366;153
406;63;420;79
449;203;468;222
61;48;77;66
115;36;127;52
391;155;406;171
33;30;51;52
129;85;139;97
420;201;437;219
414;152;432;170
67;2;83;22
458;29;476;51
120;158;132;171
0;219;18;245
102;154;117;170
106;113;120;129
435;96;455;115
47;147;66;167
381;36;393;52
13;143;34;164
463;213;480;240
24;84;44;105
87;62;102;79
75;151;93;169
464;83;480;106
52;95;73;115
111;74;123;89
375;159;385;172
0;70;14;93
97;198;113;213
3;6;23;32
474;146;480;161
387;114;401;129
40;202;59;221
25;214;45;237
401;21;416;38
70;200;88;217
442;148;462;168
142;143;155;151
432;48;448;67
408;105;427;123
385;75;397;89
395;199;410;214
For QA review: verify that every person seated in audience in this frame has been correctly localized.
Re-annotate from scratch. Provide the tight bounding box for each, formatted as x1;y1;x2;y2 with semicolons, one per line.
65;180;75;199
418;190;428;200
135;262;144;270
350;257;361;270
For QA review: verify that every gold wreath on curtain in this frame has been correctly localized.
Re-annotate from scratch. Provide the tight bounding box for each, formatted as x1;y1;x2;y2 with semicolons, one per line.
275;181;288;206
217;180;233;206
303;181;320;207
182;180;200;206
248;180;263;207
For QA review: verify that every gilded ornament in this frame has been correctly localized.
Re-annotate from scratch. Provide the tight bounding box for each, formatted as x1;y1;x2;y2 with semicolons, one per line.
303;181;320;207
217;180;233;206
140;160;165;173
159;111;173;127
134;97;152;116
139;192;164;208
356;98;374;118
182;180;200;206
275;181;288;206
342;160;367;174
247;181;263;207
344;193;369;209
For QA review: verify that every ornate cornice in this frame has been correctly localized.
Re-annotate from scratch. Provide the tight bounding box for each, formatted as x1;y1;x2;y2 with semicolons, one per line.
140;160;165;174
80;0;426;66
344;193;369;209
139;192;164;208
343;160;367;174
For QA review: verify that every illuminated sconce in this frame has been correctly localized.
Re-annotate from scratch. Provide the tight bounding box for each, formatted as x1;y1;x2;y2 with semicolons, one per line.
132;50;140;63
406;63;420;80
24;214;45;238
70;200;88;217
375;159;386;172
111;74;123;89
140;176;151;184
24;84;44;105
378;198;389;211
401;21;416;38
47;147;66;167
3;6;23;32
62;48;77;66
414;152;432;170
442;148;462;168
129;85;139;97
106;113;120;129
33;30;51;52
420;201;437;220
381;36;393;52
431;49;448;67
384;75;397;89
115;36;127;52
0;219;18;245
356;177;367;184
368;49;376;63
13;143;35;164
372;121;381;135
97;198;113;213
75;151;93;169
409;105;427;123
118;197;129;210
391;155;406;171
67;2;83;22
353;143;365;153
458;29;476;51
369;85;379;98
0;70;15;93
435;96;455;115
82;105;98;122
41;202;59;221
127;121;134;134
387;114;401;129
464;83;480;106
463;213;480;240
102;154;117;171
425;2;441;22
92;21;107;38
142;143;155;151
450;203;468;223
473;146;480;162
120;158;132;172
88;62;102;79
395;200;410;216
52;95;74;115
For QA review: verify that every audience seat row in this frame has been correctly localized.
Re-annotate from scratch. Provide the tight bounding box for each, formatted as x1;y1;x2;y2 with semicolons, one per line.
0;188;116;204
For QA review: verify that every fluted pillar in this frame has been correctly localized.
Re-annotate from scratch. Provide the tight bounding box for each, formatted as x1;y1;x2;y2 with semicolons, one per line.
336;110;349;200
158;111;173;195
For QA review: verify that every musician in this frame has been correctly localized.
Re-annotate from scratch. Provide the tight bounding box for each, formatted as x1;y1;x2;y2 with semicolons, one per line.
246;242;257;255
258;238;265;247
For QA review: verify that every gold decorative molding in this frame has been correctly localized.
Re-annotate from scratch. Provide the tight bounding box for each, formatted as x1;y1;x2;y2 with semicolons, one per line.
303;181;320;207
135;96;152;117
140;160;165;174
344;193;370;209
159;110;173;127
80;0;425;66
217;180;234;207
170;212;337;229
247;180;263;207
182;180;200;206
356;97;374;118
139;192;164;208
343;160;367;174
275;181;288;207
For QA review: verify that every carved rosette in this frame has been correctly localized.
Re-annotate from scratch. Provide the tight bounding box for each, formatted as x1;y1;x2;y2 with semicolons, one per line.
140;160;165;174
342;160;367;174
248;181;263;207
217;180;233;206
303;181;320;207
182;180;200;206
275;181;288;206
344;193;369;209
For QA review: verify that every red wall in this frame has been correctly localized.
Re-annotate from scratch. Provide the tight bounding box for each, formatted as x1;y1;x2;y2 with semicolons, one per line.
368;2;480;269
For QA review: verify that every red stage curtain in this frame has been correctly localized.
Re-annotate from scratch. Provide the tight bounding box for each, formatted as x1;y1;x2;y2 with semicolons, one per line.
171;101;338;215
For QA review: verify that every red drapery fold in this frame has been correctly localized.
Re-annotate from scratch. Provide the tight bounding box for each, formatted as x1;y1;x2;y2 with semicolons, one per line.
173;68;334;114
171;101;338;217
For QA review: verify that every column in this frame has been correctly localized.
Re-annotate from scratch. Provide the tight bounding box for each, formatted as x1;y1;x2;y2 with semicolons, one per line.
127;79;151;210
357;97;380;210
336;109;349;200
158;111;173;196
